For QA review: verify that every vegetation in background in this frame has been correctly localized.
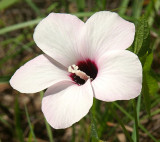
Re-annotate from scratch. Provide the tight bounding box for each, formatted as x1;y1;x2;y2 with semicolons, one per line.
0;0;160;141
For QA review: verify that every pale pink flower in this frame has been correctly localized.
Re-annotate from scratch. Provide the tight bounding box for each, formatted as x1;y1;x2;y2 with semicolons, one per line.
10;11;142;129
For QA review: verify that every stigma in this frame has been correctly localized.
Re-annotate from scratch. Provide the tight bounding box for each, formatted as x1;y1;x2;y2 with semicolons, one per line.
68;64;90;81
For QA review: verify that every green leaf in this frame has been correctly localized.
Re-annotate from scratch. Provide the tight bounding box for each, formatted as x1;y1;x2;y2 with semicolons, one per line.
134;16;150;56
142;72;151;116
141;52;158;115
143;53;153;72
142;53;158;95
145;72;159;95
151;69;160;82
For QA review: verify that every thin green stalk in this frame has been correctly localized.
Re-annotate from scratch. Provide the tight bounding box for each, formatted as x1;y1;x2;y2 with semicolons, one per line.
118;0;129;15
24;0;41;16
71;125;75;142
132;99;139;142
25;105;37;142
15;97;24;142
132;95;141;141
0;18;42;35
137;95;141;119
132;0;144;18
44;119;54;142
0;0;19;10
141;109;160;120
90;99;99;141
40;91;54;142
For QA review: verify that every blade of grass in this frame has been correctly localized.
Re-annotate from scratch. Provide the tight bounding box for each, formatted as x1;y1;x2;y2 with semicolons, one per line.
44;119;54;142
0;18;42;35
25;105;37;142
141;109;160;120
132;98;140;142
0;0;19;10
137;95;141;120
0;12;135;35
132;0;144;18
118;0;129;15
110;104;133;142
132;96;141;141
0;12;95;35
47;3;58;13
15;96;24;142
40;91;54;142
71;125;75;142
28;131;33;142
113;102;158;142
24;0;41;16
151;96;160;108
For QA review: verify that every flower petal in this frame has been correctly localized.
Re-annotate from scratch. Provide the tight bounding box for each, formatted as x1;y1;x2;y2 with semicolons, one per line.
33;13;84;67
42;80;93;129
81;11;135;60
92;50;142;101
10;54;70;93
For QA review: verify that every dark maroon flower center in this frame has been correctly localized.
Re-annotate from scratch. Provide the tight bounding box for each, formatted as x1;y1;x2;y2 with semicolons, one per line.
69;59;98;85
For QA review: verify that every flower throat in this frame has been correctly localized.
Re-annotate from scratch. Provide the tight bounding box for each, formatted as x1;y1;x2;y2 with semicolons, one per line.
68;59;98;85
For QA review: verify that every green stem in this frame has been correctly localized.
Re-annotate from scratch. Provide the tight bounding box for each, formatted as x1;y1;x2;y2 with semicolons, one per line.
25;105;37;142
132;99;139;142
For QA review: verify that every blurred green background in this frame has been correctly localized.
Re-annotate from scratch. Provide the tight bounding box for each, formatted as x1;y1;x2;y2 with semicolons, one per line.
0;0;160;142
